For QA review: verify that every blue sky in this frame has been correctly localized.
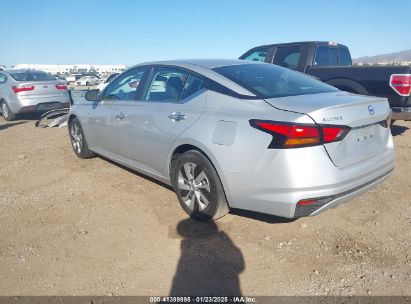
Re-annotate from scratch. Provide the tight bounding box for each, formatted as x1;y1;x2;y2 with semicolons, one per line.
1;0;410;67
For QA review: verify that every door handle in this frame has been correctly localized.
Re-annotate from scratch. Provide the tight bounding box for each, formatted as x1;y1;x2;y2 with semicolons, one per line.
115;112;126;120
168;112;186;122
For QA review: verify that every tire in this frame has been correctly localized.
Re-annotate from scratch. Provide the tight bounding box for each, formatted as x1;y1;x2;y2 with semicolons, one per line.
171;150;229;221
1;101;16;121
69;117;95;159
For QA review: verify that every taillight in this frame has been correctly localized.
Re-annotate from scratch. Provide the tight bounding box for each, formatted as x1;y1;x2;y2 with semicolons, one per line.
12;85;35;94
322;126;350;143
250;120;350;149
390;74;411;96
55;84;67;90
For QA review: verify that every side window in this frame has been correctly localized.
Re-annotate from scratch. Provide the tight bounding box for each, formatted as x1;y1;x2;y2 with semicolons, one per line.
338;47;352;66
329;47;338;65
273;46;301;69
315;46;338;66
0;74;7;84
242;49;268;62
145;67;188;102
314;46;330;66
103;68;147;101
180;74;206;100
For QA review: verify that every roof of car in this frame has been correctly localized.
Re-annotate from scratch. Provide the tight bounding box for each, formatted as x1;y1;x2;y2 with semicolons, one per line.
2;69;47;74
245;41;348;50
139;59;260;69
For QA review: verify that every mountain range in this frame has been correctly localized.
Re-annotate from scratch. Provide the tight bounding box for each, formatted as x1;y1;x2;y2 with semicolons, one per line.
353;49;411;64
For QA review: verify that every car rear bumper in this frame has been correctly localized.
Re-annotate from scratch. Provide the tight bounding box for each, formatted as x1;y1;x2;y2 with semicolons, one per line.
294;169;393;217
221;140;395;218
19;102;70;113
391;106;411;120
9;94;70;113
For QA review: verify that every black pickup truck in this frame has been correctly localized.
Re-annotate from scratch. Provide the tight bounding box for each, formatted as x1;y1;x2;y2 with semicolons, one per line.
240;41;411;121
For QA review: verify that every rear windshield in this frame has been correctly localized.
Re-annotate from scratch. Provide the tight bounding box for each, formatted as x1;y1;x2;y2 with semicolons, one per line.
10;71;56;82
212;63;338;98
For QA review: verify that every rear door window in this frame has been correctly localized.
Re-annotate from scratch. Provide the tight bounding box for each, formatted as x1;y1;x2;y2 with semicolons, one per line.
180;74;206;100
242;49;268;62
145;67;189;102
273;46;302;69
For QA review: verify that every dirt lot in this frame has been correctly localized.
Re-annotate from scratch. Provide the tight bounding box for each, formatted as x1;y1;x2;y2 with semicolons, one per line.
0;115;410;296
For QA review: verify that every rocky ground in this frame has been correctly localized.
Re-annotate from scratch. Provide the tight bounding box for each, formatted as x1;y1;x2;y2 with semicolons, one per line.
0;115;410;296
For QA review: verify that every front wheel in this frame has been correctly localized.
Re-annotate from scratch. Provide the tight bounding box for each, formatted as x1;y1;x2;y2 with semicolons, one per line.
1;101;16;121
69;117;95;159
171;150;229;221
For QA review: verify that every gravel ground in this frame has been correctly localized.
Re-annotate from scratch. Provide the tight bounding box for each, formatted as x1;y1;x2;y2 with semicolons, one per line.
0;115;410;296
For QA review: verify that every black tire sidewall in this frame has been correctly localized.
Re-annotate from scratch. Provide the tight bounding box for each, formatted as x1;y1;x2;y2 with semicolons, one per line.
171;151;227;221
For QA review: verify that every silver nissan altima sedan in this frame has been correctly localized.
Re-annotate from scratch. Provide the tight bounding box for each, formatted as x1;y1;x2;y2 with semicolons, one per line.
68;59;395;221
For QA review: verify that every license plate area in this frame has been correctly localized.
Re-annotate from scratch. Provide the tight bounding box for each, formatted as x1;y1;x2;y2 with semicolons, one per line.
355;125;375;143
37;103;62;111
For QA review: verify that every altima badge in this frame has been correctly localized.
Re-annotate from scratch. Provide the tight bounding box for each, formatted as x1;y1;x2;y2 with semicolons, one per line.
368;105;375;115
322;116;343;123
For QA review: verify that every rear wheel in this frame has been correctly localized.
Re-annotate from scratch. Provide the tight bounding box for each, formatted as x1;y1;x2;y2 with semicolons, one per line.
1;101;15;121
171;150;229;221
69;117;95;158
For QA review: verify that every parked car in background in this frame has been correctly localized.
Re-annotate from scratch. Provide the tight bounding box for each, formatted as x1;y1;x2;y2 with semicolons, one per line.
0;69;70;121
96;73;119;91
76;75;100;86
66;74;83;84
240;41;411;123
68;59;394;221
53;74;67;82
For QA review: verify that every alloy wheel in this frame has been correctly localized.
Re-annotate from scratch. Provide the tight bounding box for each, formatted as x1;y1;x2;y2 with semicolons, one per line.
177;162;211;211
2;103;9;119
70;122;83;154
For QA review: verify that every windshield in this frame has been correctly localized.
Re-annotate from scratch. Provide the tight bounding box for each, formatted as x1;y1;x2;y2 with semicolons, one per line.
212;63;338;98
10;71;56;82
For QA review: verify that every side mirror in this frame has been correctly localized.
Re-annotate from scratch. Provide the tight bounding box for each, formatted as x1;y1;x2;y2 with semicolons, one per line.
85;89;100;102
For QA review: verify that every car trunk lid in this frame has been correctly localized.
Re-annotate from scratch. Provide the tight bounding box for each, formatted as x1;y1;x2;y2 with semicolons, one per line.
264;91;391;167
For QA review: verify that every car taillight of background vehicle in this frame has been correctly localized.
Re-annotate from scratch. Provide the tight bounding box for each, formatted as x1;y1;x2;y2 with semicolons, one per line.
390;74;411;96
12;85;35;94
55;84;68;90
249;120;350;148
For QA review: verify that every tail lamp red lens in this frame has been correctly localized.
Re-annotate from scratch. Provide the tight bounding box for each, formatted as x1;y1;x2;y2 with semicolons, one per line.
390;74;411;96
297;199;318;206
12;85;35;94
55;84;67;90
250;120;350;149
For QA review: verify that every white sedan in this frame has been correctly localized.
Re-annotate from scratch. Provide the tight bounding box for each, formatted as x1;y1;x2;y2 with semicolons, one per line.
76;76;100;86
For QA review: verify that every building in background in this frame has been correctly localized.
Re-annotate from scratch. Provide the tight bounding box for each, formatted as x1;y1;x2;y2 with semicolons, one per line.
11;64;127;75
0;65;5;71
